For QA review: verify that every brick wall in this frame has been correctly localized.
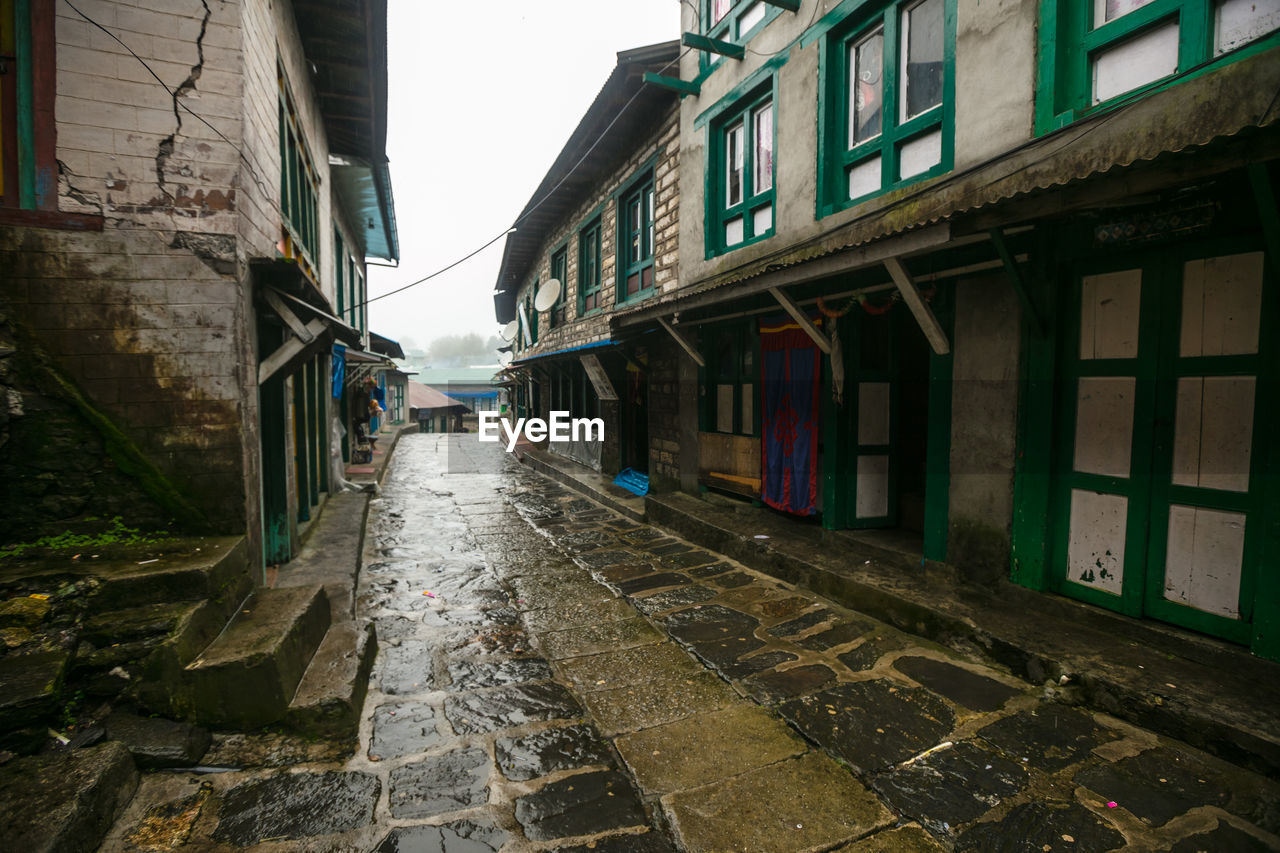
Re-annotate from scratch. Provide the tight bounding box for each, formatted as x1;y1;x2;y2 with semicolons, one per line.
645;336;682;488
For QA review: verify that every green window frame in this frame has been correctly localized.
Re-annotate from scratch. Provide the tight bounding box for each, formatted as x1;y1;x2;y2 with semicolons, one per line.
334;227;345;319
817;0;954;218
708;82;776;258
700;0;784;72
278;64;321;282
578;216;602;315
1035;0;1280;134
699;320;760;437
617;171;656;303
549;243;568;328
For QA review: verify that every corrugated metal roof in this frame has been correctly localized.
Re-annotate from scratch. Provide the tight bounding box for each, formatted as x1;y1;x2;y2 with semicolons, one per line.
408;382;469;411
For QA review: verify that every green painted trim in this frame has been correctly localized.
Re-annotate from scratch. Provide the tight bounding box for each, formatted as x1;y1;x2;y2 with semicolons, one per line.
704;77;778;259
643;71;701;98
815;0;956;220
763;0;799;11
694;53;790;129
990;227;1045;338
683;31;745;60
699;0;786;75
15;0;35;208
1251;239;1280;661
292;371;310;524
1010;236;1059;590
614;156;660;306
1034;0;1280;136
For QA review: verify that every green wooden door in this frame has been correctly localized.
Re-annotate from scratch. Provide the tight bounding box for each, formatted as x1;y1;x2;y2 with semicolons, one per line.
830;309;900;529
1054;246;1270;642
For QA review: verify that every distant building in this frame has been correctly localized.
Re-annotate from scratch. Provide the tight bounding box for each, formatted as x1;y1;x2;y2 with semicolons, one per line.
413;367;503;414
408;381;470;433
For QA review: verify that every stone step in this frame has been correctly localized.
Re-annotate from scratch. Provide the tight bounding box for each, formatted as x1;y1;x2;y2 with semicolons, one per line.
182;585;331;730
284;621;377;740
89;536;250;613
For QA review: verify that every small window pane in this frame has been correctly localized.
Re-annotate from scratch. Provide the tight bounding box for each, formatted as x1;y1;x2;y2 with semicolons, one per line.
1091;20;1179;103
646;187;655;258
1095;0;1156;26
752;203;772;236
898;128;942;178
1216;0;1280;54
727;122;744;206
741;384;754;435
848;156;882;199
850;28;884;146
725;215;744;246
738;1;765;34
713;0;733;25
716;384;735;432
753;102;774;193
901;0;944;121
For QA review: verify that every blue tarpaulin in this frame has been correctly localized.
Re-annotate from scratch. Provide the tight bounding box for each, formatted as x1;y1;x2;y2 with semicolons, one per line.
331;345;346;398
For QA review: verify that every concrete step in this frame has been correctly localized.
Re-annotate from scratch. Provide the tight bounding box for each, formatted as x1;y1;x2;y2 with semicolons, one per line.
182;585;331;730
284;621;377;740
88;537;249;613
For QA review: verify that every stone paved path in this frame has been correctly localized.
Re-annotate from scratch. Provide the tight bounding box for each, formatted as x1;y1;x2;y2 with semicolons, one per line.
101;435;1280;851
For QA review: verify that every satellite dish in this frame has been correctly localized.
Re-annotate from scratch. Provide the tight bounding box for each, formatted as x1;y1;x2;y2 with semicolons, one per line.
500;320;518;342
534;278;562;312
499;351;513;367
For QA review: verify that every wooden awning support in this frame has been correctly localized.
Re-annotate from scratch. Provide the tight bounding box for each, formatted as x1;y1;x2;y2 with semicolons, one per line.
768;286;831;354
264;288;315;344
884;257;951;355
258;316;330;385
658;316;705;367
763;0;800;10
989;227;1045;338
682;32;744;59
642;71;701;98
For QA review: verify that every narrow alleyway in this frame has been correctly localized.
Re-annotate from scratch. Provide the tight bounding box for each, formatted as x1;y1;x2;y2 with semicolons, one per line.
102;434;1278;851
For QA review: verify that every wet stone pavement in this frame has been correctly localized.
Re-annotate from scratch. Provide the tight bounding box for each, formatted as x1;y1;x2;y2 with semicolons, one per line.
101;434;1280;851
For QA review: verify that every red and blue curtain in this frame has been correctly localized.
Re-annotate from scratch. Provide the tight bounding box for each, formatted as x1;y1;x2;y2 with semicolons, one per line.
760;315;822;516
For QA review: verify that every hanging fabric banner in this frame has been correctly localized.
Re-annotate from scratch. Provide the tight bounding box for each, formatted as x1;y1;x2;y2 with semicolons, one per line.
331;345;346;398
759;314;822;516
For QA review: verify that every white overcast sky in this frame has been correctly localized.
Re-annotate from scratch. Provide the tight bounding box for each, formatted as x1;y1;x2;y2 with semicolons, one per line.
366;0;681;355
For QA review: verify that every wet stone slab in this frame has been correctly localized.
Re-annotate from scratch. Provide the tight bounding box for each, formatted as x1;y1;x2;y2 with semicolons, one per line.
522;597;637;632
976;703;1117;772
708;571;755;589
686;562;734;579
630;585;718;616
536;617;665;660
742;663;837;704
759;596;815;620
655;549;719;570
832;825;946;852
514;769;648;841
556;643;708;691
838;635;909;672
661;605;761;646
616;572;692;596
388;747;491;819
780;681;956;775
795;618;876;651
212;771;379;846
892;656;1024;712
713;648;801;680
369;702;449;760
447;625;533;657
594;562;659;585
446;657;554;691
575;550;641;570
766;608;835;637
583;671;739;735
496;723;615;782
663;752;893;853
444;682;583;734
647;542;692;556
688;635;767;674
380;640;435;695
870;740;1029;836
615;704;807;795
1073;746;1232;827
952;801;1125;852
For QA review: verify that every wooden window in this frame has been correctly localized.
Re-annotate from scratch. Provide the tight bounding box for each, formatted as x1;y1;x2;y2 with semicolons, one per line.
578;217;602;314
1035;0;1280;133
550;245;568;328
278;63;321;282
710;87;775;256
701;0;783;72
819;0;953;216
618;173;656;302
700;320;760;436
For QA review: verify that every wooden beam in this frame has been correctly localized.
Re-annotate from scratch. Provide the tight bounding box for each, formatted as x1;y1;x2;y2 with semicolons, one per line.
658;316;705;367
681;32;744;59
264;288;315;344
988;228;1045;338
768;286;831;354
642;71;701;98
884;257;950;356
762;0;800;10
258;318;329;384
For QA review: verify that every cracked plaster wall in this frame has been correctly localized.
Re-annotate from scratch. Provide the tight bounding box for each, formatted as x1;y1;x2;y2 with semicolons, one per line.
0;0;345;554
